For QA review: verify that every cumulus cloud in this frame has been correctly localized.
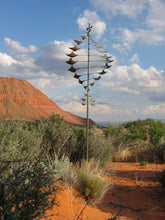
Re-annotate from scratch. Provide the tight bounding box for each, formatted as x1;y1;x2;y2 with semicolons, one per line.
0;37;77;95
1;36;165;122
34;40;72;74
0;52;18;66
90;0;148;18
143;103;165;116
5;37;37;61
90;103;133;122
77;9;106;39
2;38;75;78
90;0;165;51
99;64;165;102
129;54;140;63
57;96;133;122
113;27;165;53
146;0;165;30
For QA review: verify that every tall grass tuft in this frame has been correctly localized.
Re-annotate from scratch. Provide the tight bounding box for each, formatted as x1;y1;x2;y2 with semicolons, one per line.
75;159;109;203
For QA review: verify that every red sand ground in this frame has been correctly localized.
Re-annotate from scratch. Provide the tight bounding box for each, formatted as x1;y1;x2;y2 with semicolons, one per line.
44;162;165;220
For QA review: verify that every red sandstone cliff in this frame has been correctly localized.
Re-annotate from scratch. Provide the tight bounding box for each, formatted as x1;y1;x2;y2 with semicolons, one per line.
0;77;95;126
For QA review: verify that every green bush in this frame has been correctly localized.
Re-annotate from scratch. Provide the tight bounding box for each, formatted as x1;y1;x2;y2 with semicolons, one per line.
88;128;112;166
140;161;148;166
148;120;165;145
0;160;57;220
47;154;76;184
0;120;42;161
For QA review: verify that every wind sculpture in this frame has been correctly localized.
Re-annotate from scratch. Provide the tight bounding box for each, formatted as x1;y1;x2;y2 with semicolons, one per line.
66;22;113;161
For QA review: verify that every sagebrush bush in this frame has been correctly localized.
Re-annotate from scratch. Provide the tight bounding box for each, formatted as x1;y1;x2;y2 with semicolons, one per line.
46;154;76;185
0;160;57;220
0;120;42;161
88;128;113;166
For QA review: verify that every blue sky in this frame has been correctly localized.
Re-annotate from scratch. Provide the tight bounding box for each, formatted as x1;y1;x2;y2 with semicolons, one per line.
0;0;165;122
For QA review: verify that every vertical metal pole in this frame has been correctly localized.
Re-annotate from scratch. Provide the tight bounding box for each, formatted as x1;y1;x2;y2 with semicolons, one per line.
86;22;92;162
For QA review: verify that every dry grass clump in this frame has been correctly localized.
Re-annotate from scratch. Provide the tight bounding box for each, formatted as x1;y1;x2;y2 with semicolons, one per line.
113;140;156;162
114;146;132;162
48;156;110;204
77;159;107;180
75;159;110;203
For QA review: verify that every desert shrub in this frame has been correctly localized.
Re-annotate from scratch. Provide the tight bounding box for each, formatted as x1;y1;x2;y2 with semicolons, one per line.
122;120;146;141
0;114;113;166
38;115;112;165
104;124;120;138
113;146;132;162
46;154;76;185
148;120;165;145
66;126;86;163
40;114;73;158
113;140;156;162
36;114;86;163
104;119;165;162
0;120;42;161
0;160;57;220
88;128;113;166
109;119;165;145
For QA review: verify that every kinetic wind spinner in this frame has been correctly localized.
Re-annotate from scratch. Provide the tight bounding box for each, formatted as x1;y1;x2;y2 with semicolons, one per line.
66;23;113;160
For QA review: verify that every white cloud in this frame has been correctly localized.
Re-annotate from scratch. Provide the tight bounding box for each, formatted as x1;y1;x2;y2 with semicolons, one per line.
90;0;165;51
99;64;165;102
4;37;37;60
146;0;165;30
57;97;134;122
1;37;165;122
34;40;73;74
77;9;106;39
117;87;140;95
113;27;165;53
1;37;165;104
142;103;165;118
129;54;140;63
90;0;148;18
90;103;133;122
1;37;73;76
0;52;18;66
112;43;127;54
0;37;78;95
60;101;85;115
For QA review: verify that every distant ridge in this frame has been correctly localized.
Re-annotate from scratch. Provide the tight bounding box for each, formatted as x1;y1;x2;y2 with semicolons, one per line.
0;77;96;126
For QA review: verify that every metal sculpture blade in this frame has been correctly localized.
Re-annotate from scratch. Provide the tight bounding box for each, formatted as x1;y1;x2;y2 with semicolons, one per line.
68;66;79;73
73;73;81;79
67;52;78;58
66;58;78;65
69;45;80;51
74;39;83;45
98;70;107;75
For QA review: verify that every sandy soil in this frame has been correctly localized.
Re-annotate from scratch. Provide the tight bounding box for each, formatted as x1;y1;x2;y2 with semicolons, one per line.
44;162;165;220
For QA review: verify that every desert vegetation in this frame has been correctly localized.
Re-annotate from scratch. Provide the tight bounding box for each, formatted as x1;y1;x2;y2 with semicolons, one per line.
104;118;165;162
0;115;165;219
